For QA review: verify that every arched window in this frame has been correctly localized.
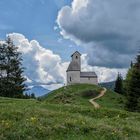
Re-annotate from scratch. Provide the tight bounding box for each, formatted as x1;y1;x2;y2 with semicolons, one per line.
70;77;72;82
76;56;78;59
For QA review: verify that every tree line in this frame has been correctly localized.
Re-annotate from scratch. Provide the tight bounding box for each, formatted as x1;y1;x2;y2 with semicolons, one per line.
0;36;35;99
114;52;140;112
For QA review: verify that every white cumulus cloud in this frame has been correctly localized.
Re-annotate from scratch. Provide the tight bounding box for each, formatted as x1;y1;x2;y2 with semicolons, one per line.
81;54;127;83
8;33;69;85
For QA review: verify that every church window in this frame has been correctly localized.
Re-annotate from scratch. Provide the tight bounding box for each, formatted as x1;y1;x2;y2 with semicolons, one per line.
76;56;78;59
70;77;72;81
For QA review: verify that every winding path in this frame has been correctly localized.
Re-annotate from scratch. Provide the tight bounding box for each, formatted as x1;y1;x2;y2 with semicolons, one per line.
89;88;107;109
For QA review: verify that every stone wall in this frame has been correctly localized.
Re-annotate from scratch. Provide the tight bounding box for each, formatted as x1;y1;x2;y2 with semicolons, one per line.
67;71;98;85
80;77;98;85
67;71;80;85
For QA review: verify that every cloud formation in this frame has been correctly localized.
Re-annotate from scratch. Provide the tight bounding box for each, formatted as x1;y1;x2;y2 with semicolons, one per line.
57;0;140;68
81;54;127;83
8;33;69;85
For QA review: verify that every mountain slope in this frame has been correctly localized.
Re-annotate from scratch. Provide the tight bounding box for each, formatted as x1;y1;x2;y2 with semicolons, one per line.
99;81;115;90
27;85;50;97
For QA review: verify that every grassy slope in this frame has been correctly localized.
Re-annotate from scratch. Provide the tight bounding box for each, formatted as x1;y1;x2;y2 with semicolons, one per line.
0;84;140;140
96;89;126;109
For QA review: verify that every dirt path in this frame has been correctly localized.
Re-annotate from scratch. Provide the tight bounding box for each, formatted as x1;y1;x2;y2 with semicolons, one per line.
89;88;107;109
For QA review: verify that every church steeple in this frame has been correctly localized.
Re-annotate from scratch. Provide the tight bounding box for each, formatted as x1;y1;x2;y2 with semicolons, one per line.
71;51;81;70
66;51;81;72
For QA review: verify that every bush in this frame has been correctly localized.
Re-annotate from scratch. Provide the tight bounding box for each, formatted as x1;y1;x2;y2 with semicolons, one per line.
81;90;99;98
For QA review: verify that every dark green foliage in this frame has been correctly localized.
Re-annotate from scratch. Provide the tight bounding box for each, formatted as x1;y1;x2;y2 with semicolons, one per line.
114;73;123;94
81;90;99;98
24;93;30;99
130;61;133;68
30;93;36;99
22;93;36;99
125;53;140;112
0;36;26;98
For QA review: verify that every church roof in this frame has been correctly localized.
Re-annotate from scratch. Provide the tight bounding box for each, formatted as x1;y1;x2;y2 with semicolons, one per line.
80;72;97;78
71;51;81;57
67;61;80;71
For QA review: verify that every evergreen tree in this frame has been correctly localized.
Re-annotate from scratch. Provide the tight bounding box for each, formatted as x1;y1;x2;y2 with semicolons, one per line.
24;93;30;99
31;93;35;99
0;37;26;98
0;42;7;96
114;73;123;94
125;53;140;112
130;61;133;68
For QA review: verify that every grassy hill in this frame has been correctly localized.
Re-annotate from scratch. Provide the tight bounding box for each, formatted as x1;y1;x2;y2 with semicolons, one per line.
0;84;140;140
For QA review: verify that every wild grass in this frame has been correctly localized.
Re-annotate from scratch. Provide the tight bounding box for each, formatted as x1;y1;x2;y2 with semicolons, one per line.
0;84;140;140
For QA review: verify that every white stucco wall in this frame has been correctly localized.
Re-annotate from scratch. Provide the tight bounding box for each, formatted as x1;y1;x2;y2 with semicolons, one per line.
67;71;80;85
67;71;98;85
80;77;98;85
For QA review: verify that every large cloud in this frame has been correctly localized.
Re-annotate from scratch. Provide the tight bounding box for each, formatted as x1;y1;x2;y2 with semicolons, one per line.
8;33;69;85
57;0;140;68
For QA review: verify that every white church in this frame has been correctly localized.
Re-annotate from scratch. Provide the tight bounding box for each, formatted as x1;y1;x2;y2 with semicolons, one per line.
66;51;98;85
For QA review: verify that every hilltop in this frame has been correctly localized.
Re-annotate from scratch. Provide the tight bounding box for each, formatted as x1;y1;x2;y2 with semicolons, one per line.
0;84;140;140
44;84;124;109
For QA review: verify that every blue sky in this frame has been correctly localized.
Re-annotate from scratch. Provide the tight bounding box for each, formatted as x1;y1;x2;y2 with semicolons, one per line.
0;0;84;61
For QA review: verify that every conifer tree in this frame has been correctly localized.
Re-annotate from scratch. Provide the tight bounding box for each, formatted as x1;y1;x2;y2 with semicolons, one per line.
125;53;140;112
130;61;133;68
0;37;26;98
31;93;35;99
0;42;7;96
114;73;123;94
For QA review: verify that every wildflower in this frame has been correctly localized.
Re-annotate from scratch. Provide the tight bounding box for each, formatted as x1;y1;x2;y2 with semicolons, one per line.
1;120;11;128
30;117;37;123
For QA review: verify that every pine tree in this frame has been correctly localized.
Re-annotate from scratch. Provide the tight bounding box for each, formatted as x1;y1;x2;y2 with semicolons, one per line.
0;37;26;98
0;42;7;96
31;93;35;99
130;61;133;68
125;53;140;112
114;73;123;94
24;93;30;99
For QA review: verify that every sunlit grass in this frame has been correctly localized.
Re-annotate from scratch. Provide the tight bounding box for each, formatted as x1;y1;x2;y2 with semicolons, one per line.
0;84;140;140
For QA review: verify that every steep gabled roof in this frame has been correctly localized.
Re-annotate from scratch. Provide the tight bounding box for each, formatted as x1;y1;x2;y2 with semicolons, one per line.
80;72;97;78
67;61;80;71
71;51;81;57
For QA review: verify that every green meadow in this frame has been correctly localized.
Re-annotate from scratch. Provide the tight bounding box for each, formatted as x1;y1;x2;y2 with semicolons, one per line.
0;84;140;140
